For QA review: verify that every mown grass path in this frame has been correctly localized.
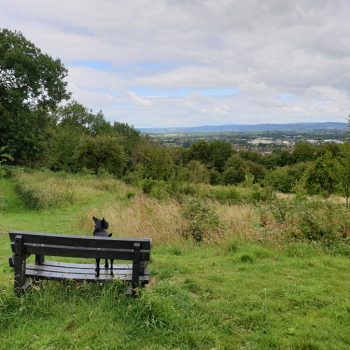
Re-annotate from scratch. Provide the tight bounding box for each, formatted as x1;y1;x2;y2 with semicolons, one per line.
1;178;350;349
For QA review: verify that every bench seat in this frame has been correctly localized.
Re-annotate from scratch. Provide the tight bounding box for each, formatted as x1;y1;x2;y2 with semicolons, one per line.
25;261;150;283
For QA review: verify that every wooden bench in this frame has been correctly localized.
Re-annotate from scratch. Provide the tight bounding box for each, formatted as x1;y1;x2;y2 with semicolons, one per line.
8;230;151;296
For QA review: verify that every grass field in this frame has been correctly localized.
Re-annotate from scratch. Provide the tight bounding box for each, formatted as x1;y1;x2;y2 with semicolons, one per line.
1;172;350;349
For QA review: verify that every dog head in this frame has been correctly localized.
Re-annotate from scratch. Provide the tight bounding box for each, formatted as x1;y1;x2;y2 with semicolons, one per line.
92;216;112;237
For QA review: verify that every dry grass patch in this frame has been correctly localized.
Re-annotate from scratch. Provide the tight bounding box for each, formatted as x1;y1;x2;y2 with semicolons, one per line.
14;171;136;210
213;203;264;242
77;194;186;245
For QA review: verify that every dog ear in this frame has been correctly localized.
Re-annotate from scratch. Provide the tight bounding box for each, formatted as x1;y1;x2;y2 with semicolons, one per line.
108;233;112;237
93;216;98;222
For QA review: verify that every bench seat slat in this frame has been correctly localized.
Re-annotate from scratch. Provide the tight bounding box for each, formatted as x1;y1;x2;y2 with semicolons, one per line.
27;263;133;275
41;261;132;269
25;265;150;282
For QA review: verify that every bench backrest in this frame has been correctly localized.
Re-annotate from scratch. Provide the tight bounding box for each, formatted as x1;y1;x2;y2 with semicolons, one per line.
9;230;151;261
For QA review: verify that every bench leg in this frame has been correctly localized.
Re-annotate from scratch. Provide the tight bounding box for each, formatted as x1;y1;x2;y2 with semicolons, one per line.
95;259;100;277
131;242;141;297
35;255;45;265
14;235;27;296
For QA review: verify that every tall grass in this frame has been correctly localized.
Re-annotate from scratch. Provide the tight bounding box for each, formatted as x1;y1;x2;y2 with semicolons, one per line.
14;171;137;210
77;194;186;244
11;170;350;248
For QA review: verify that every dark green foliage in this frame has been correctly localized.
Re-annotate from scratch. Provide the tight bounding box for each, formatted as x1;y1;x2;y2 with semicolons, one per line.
339;143;350;206
304;151;340;197
240;254;254;263
0;29;69;110
209;169;221;185
188;140;210;165
0;29;69;164
240;150;266;164
207;140;232;171
0;147;13;177
179;160;210;183
246;160;266;181
317;142;341;158
133;139;174;180
73;135;127;176
292;142;317;163
275;149;293;166
222;154;247;184
189;140;232;171
55;101;105;135
265;162;309;193
1;105;55;166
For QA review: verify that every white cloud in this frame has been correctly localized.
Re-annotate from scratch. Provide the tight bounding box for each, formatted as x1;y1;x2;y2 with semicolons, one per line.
1;0;350;127
127;91;153;107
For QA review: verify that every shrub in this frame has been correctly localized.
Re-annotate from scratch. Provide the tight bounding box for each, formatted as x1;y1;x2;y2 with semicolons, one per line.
0;147;13;178
264;162;309;193
182;199;222;242
269;199;350;243
222;154;247;185
303;152;340;197
181;160;210;184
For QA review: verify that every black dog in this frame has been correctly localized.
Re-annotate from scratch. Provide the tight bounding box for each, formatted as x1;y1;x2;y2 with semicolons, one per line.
92;216;114;277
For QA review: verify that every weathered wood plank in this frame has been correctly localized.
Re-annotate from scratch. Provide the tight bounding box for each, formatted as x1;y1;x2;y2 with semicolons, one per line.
26;263;133;275
14;235;26;296
41;261;133;269
25;268;150;282
10;242;150;260
9;231;151;250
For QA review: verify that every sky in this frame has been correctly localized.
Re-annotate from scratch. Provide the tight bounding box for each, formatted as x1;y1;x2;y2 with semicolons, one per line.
1;0;350;128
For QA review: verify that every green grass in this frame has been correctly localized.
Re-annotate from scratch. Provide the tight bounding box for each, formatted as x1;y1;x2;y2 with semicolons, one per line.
1;174;350;349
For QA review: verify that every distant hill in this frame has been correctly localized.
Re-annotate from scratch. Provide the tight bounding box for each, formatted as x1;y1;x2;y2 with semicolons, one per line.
140;122;348;134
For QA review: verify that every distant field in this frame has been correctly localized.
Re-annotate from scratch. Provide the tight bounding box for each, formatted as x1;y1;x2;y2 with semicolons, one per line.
1;171;350;350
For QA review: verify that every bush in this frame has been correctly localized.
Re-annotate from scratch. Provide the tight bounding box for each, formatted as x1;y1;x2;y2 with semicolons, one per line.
202;186;242;204
182;199;221;242
304;152;340;197
269;199;350;243
264;162;309;193
180;160;210;184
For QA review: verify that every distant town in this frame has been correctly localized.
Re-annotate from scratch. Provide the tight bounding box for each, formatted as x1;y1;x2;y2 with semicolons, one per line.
145;123;348;153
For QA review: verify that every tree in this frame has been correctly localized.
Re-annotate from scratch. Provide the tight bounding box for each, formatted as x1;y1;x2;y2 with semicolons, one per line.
339;143;350;207
0;29;69;164
0;29;69;110
132;139;174;180
188;141;210;165
222;154;247;185
304;151;340;197
73;135;127;176
292;142;316;163
207;141;232;171
264;162;309;193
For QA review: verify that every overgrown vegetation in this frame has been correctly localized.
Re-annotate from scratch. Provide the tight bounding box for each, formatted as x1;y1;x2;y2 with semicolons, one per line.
1;172;350;349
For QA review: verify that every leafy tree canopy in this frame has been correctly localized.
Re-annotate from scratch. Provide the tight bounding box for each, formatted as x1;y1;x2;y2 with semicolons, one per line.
0;29;69;164
0;29;69;111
